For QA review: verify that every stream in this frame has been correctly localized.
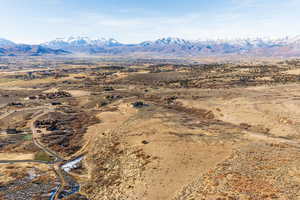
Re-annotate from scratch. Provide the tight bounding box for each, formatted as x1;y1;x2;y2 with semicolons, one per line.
0;109;87;200
49;156;84;200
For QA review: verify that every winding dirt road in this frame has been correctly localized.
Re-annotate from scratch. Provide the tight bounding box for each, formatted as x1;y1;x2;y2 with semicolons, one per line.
0;107;68;200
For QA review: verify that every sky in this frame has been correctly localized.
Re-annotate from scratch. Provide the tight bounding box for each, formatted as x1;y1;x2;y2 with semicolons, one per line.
0;0;300;44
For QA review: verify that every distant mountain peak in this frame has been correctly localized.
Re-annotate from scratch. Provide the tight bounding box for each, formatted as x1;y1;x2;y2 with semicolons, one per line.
44;36;121;48
154;37;191;45
38;35;300;57
0;38;16;47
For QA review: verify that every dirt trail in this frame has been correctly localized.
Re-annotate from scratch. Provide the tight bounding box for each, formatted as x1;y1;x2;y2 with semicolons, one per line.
30;110;65;162
0;107;82;200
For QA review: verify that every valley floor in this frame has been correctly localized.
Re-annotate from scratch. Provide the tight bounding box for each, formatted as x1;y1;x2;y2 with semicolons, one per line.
1;59;300;200
82;85;300;200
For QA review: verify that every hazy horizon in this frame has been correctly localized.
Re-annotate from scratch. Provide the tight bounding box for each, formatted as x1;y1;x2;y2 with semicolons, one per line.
1;0;300;44
3;34;300;46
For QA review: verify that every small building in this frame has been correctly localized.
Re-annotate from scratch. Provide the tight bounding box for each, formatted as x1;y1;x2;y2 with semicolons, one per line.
29;96;37;100
51;102;62;106
6;128;18;134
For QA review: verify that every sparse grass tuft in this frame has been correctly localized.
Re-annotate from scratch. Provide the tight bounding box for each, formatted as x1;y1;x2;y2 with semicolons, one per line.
22;134;32;141
34;151;54;162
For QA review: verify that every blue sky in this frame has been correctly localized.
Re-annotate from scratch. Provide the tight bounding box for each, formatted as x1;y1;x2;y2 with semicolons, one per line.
0;0;300;44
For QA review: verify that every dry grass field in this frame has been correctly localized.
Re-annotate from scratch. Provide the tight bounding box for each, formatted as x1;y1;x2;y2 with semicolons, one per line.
1;58;300;199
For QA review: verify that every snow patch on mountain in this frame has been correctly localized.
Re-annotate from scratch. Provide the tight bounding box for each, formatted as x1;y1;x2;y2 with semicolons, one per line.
44;36;121;48
0;38;16;47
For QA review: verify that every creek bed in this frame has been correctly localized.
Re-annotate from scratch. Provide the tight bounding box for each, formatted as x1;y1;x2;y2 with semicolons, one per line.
50;156;86;200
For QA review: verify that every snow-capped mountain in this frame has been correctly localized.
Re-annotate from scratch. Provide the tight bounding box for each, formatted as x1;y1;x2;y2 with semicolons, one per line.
137;37;285;55
136;37;196;54
0;38;16;47
3;35;300;57
41;35;300;56
0;38;69;56
44;36;122;50
273;35;300;45
153;37;193;46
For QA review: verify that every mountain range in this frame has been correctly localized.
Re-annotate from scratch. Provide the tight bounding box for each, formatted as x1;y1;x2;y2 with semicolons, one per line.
2;36;300;57
0;38;69;56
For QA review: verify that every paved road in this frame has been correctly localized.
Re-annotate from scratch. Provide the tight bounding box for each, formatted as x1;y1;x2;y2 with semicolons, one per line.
0;160;51;164
0;107;83;200
29;109;67;200
0;107;65;200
